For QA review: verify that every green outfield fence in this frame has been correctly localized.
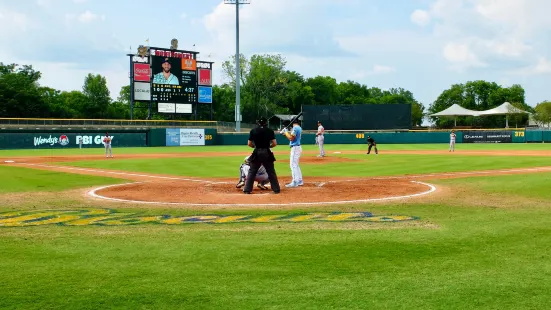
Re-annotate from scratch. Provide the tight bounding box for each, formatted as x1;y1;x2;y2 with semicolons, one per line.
0;118;550;149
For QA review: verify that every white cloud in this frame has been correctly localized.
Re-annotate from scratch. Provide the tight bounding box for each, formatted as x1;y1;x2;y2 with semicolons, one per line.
371;65;395;74
77;11;104;23
36;0;51;8
64;10;105;25
512;57;551;76
442;42;486;70
180;13;187;20
0;7;34;34
410;9;431;26
411;0;551;72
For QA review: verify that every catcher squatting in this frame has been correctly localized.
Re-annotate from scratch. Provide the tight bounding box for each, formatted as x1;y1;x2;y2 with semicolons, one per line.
236;156;270;190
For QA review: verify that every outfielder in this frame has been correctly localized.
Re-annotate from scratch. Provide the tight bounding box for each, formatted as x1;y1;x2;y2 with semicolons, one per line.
280;119;303;188
103;133;113;158
316;121;325;157
449;130;456;152
236;156;270;190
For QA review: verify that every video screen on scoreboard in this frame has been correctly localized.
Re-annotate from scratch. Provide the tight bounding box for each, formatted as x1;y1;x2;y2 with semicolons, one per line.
151;52;197;103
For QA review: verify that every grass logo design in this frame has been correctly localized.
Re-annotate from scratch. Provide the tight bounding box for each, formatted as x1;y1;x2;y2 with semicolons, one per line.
0;209;418;227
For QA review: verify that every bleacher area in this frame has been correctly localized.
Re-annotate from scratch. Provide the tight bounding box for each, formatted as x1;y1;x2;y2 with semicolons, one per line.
0;118;256;133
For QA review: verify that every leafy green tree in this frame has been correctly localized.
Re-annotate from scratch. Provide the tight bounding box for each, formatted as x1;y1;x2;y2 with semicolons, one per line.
306;76;338;106
533;101;551;127
81;73;111;118
0;63;49;117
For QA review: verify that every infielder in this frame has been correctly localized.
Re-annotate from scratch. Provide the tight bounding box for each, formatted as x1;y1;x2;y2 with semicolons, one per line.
366;135;378;155
280;119;303;188
316;121;325;157
236;156;270;190
449;130;456;152
103;133;113;158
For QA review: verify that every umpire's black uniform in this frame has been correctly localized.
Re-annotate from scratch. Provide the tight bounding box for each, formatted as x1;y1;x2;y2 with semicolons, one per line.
243;117;281;194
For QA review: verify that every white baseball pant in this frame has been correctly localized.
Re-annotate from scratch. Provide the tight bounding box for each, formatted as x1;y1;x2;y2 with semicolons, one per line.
105;145;112;157
449;141;455;152
241;164;269;183
317;135;325;156
290;145;302;183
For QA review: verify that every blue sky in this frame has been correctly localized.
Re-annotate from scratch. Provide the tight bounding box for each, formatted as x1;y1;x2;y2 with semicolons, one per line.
1;0;550;110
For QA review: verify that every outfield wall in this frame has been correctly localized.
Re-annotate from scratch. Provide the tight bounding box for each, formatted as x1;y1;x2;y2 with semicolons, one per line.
0;129;147;149
1;128;550;149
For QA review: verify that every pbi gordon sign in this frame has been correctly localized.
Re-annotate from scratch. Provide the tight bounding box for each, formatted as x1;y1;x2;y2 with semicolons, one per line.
462;131;512;143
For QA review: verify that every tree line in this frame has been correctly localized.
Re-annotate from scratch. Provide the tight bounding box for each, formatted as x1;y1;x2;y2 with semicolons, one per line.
1;56;550;128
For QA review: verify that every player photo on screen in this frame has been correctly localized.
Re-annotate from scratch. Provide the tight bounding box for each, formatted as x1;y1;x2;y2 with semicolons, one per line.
152;57;181;85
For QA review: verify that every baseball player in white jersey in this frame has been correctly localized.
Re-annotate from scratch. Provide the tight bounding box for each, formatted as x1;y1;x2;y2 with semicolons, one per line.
280;119;303;188
103;133;113;158
236;156;270;190
316;121;325;157
449;130;456;152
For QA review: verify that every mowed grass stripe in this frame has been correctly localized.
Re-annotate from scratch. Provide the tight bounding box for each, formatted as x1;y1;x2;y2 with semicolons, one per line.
1;143;551;157
55;154;551;178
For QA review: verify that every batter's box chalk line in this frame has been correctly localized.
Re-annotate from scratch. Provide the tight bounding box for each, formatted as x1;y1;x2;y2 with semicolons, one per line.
87;180;437;207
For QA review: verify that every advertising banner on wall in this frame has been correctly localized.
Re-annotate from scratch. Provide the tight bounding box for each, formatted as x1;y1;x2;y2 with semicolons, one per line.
166;128;180;146
134;82;151;101
179;129;205;146
462;131;512;143
0;132;147;149
198;86;212;103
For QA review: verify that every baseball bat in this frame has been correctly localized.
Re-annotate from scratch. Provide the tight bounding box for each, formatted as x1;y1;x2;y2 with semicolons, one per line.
283;112;303;130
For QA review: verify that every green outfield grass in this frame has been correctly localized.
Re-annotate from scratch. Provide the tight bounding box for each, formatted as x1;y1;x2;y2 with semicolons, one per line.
0;142;551;157
55;154;551;178
1;145;550;309
0;165;123;193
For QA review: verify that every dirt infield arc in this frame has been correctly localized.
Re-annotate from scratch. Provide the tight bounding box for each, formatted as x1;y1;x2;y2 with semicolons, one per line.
89;179;436;207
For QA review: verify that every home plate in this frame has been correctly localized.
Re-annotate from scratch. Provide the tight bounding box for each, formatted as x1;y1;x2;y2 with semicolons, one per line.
4;160;14;163
333;152;341;154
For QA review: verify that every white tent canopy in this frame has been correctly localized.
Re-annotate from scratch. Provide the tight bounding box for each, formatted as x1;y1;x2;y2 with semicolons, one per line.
429;104;480;126
476;102;531;128
430;102;532;128
476;102;530;116
429;104;480;117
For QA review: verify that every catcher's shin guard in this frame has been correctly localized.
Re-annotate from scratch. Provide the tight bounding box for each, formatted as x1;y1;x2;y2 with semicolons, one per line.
236;166;246;188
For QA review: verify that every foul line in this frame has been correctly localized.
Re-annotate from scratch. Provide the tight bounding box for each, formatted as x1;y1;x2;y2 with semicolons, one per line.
17;163;211;183
87;181;437;207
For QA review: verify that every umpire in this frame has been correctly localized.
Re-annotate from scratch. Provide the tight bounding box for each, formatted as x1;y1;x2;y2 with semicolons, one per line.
242;117;281;194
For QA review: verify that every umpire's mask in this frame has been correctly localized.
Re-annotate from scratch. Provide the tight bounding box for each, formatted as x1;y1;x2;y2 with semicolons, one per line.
257;117;268;127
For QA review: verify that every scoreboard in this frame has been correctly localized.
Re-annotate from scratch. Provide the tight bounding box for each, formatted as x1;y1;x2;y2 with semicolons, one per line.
130;45;214;114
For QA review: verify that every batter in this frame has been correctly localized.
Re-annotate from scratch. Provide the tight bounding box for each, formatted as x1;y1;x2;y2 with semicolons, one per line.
280;119;303;188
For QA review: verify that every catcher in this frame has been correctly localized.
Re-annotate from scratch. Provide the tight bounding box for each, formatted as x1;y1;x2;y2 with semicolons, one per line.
236;156;270;190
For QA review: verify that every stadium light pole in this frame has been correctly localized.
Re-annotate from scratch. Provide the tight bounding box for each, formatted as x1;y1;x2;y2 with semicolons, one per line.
224;0;250;132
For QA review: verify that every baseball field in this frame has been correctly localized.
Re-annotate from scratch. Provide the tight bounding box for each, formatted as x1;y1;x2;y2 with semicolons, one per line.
1;143;550;309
